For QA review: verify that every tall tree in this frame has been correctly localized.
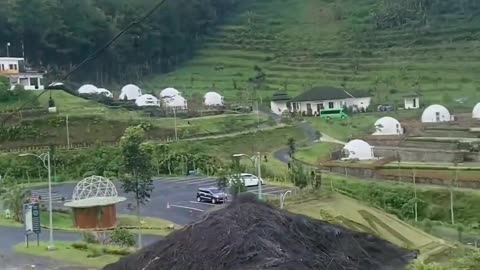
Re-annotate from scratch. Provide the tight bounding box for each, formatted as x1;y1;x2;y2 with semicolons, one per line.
287;137;296;158
120;125;153;248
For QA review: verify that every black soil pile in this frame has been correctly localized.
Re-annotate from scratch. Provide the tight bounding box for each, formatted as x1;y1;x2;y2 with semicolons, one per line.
104;193;417;270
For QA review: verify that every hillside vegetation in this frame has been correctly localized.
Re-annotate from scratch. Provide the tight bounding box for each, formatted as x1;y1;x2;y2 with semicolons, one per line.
149;0;480;110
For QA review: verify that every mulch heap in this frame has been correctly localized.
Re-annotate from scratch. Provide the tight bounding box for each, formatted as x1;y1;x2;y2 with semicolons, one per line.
104;193;417;270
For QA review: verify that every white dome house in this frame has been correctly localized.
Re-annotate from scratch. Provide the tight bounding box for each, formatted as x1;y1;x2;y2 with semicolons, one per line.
421;104;452;123
119;84;142;101
204;91;224;106
342;139;374;160
372;116;403;135
135;94;160;107
164;95;188;110
78;84;98;95
472;103;480;119
160;87;180;98
97;88;113;98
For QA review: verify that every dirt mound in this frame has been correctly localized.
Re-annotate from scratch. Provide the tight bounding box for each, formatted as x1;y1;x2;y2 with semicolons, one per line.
104;193;417;270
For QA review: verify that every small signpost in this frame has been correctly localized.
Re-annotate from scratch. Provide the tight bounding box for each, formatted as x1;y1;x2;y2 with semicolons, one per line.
24;203;41;247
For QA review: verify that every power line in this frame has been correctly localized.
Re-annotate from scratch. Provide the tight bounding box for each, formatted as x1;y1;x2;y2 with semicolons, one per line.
1;0;169;126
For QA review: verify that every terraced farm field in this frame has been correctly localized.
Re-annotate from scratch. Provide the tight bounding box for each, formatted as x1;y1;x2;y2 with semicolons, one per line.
285;193;451;260
146;0;480;110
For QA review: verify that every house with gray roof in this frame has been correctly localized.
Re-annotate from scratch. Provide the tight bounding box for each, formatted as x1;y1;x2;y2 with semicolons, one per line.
270;86;372;115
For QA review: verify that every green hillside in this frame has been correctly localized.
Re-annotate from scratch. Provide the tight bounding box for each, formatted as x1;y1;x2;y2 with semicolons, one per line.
146;0;480;110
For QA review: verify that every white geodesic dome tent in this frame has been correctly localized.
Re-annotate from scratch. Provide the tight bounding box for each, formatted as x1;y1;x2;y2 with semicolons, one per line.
119;84;142;100
78;84;98;94
64;176;125;208
204;91;224;106
135;94;160;107
160;87;180;98
164;95;188;109
473;103;480;119
372;116;403;135
342;139;374;160
97;88;113;98
421;104;451;123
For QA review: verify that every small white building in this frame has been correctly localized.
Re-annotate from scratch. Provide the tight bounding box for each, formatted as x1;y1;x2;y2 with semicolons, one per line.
163;95;188;110
274;86;371;115
421;104;452;123
0;57;44;90
404;93;420;109
78;84;98;94
372;117;403;135
472;103;480;119
97;88;113;98
342;139;375;160
204;91;224;106
119;84;142;101
160;87;180;98
135;94;160;107
270;92;291;115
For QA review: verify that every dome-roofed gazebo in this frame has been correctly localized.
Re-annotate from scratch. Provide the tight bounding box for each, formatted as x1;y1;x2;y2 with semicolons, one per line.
64;176;126;229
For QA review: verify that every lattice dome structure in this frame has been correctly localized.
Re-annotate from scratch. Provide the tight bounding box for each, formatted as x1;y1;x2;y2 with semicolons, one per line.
65;175;125;208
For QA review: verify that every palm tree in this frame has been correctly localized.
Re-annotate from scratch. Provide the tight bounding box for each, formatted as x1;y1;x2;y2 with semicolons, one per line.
1;186;31;222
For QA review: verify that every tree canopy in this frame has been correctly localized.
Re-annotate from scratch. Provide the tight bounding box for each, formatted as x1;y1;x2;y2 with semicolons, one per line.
0;0;242;84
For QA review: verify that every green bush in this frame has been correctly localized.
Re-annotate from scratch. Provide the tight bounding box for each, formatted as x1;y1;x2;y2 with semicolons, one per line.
86;246;103;258
110;228;136;247
71;242;88;250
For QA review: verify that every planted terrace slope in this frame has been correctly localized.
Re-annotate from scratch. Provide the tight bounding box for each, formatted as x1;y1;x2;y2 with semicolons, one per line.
103;193;416;270
149;0;480;109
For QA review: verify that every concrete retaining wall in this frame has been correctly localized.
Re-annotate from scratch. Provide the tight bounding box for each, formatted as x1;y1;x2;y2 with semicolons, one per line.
374;147;463;162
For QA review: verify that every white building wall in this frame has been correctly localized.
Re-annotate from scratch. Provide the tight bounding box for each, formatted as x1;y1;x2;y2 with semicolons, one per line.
270;101;289;115
290;97;370;114
9;74;44;90
0;58;21;72
405;97;420;109
346;97;371;111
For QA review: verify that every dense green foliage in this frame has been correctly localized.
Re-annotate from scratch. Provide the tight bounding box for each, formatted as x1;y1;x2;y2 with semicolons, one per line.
332;176;480;228
0;186;31;222
0;0;242;83
110;228;136;247
373;0;480;29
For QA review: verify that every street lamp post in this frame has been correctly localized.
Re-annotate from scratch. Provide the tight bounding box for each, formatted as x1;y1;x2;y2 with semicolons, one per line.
280;190;292;209
6;42;10;57
19;152;55;251
232;152;262;199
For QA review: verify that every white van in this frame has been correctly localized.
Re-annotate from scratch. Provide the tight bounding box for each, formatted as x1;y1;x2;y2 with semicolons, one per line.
230;173;264;187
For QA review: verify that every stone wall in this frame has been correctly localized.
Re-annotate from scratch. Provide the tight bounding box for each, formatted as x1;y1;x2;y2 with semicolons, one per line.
373;147;463;162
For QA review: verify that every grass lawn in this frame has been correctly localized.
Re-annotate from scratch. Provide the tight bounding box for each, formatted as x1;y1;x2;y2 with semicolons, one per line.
31;211;177;236
295;142;341;164
14;241;126;268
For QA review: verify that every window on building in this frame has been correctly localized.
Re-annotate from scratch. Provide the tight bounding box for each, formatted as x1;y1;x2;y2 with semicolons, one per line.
9;64;14;70
328;102;334;109
13;64;17;70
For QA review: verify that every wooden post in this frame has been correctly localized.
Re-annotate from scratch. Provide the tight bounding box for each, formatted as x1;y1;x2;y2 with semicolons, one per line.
413;168;418;223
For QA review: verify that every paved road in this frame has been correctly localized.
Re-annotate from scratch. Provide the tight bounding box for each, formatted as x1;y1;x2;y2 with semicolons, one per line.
31;176;293;226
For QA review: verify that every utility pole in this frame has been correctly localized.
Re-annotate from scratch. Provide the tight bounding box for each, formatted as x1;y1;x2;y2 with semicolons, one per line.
66;115;70;149
413;168;418;223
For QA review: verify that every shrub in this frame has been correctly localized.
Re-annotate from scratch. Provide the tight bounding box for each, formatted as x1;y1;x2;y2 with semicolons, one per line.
71;242;88;250
87;246;103;258
110;228;136;247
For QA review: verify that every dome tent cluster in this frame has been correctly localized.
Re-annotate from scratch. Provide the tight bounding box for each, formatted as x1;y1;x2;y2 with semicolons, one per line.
77;84;225;109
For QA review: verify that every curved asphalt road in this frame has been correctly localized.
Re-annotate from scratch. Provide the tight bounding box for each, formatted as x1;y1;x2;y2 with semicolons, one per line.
273;121;320;164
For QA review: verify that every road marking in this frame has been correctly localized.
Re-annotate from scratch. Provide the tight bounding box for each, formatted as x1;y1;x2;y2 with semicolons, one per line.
169;204;205;212
160;177;214;184
188;201;218;205
186;179;218;186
